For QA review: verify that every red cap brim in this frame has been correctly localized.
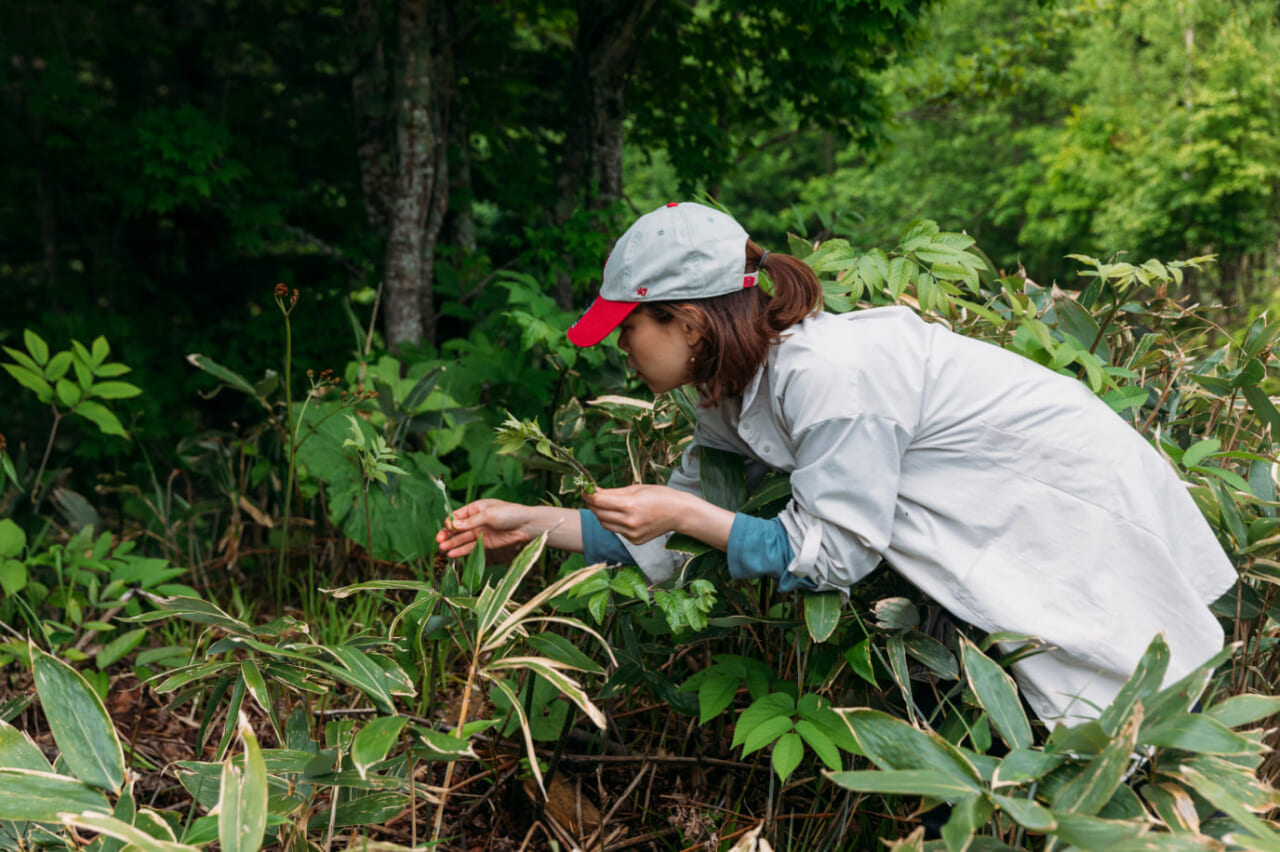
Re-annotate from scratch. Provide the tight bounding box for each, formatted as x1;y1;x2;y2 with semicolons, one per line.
567;296;638;347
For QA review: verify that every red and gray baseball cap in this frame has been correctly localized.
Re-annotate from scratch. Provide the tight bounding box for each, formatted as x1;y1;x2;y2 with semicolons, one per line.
566;202;756;347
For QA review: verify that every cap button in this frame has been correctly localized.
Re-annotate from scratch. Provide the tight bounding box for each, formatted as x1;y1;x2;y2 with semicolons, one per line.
666;202;679;207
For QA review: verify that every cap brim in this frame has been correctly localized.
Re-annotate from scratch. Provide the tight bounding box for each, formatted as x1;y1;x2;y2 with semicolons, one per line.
567;296;638;347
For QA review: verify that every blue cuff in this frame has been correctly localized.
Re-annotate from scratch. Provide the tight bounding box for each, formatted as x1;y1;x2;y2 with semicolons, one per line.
579;509;634;566
727;514;816;592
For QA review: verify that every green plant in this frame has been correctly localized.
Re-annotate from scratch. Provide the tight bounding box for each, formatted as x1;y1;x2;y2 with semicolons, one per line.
1;331;141;506
0;645;269;852
494;413;598;495
0;523;194;697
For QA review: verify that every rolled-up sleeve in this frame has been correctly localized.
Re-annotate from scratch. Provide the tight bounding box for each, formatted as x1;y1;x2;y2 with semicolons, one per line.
776;414;910;593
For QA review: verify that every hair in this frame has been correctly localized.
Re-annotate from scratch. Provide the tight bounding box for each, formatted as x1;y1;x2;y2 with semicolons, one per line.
642;239;822;406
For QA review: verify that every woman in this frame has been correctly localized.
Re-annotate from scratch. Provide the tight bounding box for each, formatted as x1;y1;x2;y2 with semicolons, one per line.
435;201;1234;725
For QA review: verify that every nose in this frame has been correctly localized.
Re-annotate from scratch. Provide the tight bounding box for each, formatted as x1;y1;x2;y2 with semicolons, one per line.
617;331;630;353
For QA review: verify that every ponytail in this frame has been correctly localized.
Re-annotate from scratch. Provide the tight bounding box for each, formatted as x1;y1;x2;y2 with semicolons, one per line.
643;239;823;407
746;239;822;337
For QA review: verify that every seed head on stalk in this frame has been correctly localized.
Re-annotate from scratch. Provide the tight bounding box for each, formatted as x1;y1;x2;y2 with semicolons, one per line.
494;412;598;495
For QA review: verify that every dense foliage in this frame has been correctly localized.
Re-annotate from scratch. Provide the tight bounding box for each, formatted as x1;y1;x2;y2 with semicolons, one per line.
3;219;1280;848
3;0;1280;849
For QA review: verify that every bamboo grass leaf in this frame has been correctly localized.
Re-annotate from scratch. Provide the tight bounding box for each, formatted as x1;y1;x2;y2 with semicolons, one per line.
803;592;841;643
477;533;548;638
482;561;611;654
483;676;545;797
30;646;124;793
961;637;1032;751
1051;704;1141;815
61;811;198;852
0;769;112;821
351;717;408;781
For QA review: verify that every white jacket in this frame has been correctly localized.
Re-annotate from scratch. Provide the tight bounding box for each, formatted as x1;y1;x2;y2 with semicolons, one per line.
621;306;1234;724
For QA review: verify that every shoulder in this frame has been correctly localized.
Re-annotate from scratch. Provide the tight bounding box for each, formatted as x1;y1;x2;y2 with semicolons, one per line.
771;307;930;381
767;308;930;430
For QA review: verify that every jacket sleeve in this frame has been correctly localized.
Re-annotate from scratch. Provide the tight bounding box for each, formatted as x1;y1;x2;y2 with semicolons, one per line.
775;412;912;594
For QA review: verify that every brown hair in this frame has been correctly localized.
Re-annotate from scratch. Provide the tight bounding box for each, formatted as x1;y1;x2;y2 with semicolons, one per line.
643;239;822;406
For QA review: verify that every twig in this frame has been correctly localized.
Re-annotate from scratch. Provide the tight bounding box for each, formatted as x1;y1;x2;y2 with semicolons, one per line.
581;763;650;850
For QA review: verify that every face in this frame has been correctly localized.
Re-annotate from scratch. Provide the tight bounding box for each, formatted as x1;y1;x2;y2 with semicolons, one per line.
616;309;698;394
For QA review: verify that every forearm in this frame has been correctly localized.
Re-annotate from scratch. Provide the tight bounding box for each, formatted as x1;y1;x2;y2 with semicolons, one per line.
670;490;736;551
515;505;584;552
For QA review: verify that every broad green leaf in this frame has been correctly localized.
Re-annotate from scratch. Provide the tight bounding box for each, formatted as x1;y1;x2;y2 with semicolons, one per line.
1175;754;1280;812
89;381;142;400
73;400;127;438
1050;811;1146;850
238;660;275;737
351;716;408;780
903;631;959;681
90;336;110;367
803;591;841;643
840;708;982;791
732;693;794;749
413;726;477;761
1139;781;1200;834
943;794;992;852
1182;438;1221;470
887;257;913;300
525;632;604;675
128;594;252;633
186;354;267;405
23;330;49;365
1204;693;1280;729
742;715;793;757
0;768;111;821
1098;633;1169;736
698;446;747;511
825;768;976;800
94;628;147;669
1051;705;1140;815
63;811;197;852
303;791;409;829
45;351;73;381
56;378;82;407
1140;714;1267;756
31;647;124;793
3;364;54;402
1243;386;1280;437
794;719;841;771
318;646;405;714
992;793;1056;831
845;638;877;687
698;673;739;725
771;732;804;782
218;717;268;852
993;749;1063;785
0;519;26;562
0;720;53;772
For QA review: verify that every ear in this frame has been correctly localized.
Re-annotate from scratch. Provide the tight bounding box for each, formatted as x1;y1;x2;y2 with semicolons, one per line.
682;321;701;348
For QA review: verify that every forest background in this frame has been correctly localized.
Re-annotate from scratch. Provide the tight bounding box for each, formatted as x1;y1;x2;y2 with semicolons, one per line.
3;0;1280;850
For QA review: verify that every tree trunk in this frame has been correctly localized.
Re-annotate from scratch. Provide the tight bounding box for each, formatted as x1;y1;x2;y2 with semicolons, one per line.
382;0;439;348
551;0;658;309
346;0;393;233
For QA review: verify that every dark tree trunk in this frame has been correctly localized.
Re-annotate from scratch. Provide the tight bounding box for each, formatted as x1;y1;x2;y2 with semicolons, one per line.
346;0;393;233
551;0;658;309
348;0;451;348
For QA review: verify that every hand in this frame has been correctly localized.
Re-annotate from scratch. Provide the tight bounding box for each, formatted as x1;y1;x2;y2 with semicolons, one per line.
584;484;692;545
435;499;534;562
